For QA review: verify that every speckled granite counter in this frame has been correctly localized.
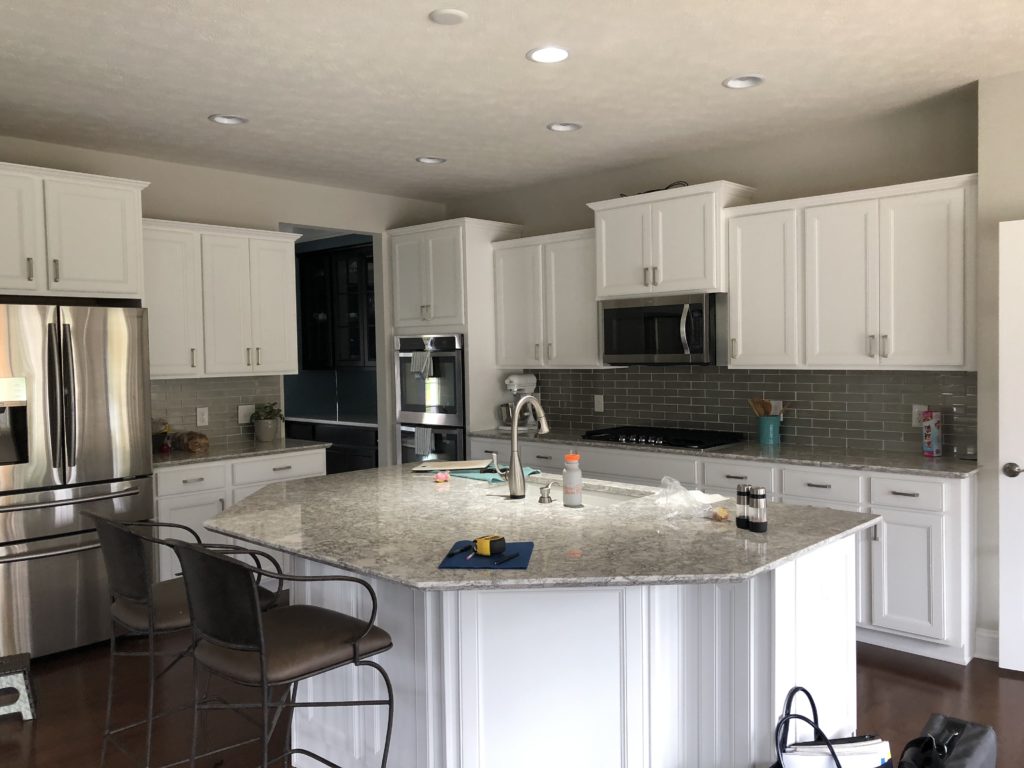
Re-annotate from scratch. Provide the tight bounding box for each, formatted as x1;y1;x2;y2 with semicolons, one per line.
153;438;331;468
470;429;978;478
205;464;877;590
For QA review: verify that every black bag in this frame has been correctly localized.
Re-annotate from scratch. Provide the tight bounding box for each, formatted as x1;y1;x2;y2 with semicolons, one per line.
898;714;997;768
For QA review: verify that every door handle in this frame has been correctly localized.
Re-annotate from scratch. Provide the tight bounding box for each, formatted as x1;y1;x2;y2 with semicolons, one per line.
0;541;101;565
181;477;205;485
272;465;293;472
652;266;659;286
26;257;34;281
725;474;748;480
547;342;553;359
46;323;62;470
190;347;197;368
643;267;650;287
679;304;691;355
867;334;876;358
256;347;262;366
62;324;77;468
806;482;832;489
880;334;890;359
890;490;921;498
52;259;60;282
0;486;141;513
730;338;737;359
535;454;553;460
872;524;880;542
246;347;252;366
1004;463;1023;478
534;343;540;361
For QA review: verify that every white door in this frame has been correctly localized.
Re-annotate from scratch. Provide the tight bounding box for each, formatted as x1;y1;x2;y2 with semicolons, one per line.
201;234;254;374
804;200;880;367
544;234;601;367
391;234;427;326
999;220;1024;669
595;205;649;298
249;237;298;374
494;244;544;367
155;491;229;581
0;171;45;292
878;189;965;367
142;226;204;376
651;192;717;292
727;210;801;367
43;179;142;295
870;506;946;640
423;226;465;326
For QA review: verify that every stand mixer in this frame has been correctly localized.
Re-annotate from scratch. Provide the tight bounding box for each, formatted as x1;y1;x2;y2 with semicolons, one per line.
498;374;540;431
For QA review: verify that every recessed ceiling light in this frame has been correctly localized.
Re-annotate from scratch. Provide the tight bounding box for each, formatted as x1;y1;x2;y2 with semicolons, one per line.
208;114;248;125
722;74;764;90
428;8;468;25
547;122;581;132
526;46;569;64
416;156;447;165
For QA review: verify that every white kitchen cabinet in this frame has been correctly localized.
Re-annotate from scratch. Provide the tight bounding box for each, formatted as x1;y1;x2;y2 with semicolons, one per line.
493;229;601;368
0;162;148;297
390;224;465;328
804;200;880;367
727;209;801;367
142;223;204;377
878;188;965;368
202;234;254;375
0;170;45;291
870;506;946;640
248;237;298;373
155;490;230;582
589;182;754;299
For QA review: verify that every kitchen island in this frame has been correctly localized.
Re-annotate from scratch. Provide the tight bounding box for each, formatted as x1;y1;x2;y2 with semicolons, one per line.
207;465;878;768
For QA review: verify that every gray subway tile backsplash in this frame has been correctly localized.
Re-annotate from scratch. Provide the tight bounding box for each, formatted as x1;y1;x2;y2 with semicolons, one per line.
150;376;281;448
529;366;977;455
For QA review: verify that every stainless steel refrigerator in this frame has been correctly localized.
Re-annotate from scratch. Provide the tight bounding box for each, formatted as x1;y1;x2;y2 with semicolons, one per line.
0;303;152;658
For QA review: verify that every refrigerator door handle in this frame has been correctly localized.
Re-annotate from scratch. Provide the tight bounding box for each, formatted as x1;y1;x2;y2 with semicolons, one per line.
0;486;141;514
62;324;77;468
0;541;101;565
46;322;63;470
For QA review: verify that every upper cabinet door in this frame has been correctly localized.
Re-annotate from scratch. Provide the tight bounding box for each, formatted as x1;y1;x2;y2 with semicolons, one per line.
391;233;427;326
727;210;801;367
595;204;649;298
0;171;45;292
143;227;203;377
249;237;298;374
650;192;718;292
804;200;880;367
201;234;254;374
544;234;601;367
43;179;142;295
423;226;465;326
879;188;965;367
494;244;544;368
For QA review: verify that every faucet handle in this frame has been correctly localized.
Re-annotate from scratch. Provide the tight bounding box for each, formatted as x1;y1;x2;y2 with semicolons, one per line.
485;451;508;478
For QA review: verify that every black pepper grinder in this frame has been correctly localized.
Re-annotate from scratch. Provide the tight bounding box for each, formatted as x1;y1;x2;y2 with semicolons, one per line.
748;486;768;533
736;483;751;529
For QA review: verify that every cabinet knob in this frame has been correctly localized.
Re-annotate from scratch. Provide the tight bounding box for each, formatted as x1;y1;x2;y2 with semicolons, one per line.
1004;462;1023;478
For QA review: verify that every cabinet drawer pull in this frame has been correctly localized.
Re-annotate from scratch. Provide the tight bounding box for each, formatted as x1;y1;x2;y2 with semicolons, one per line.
26;257;33;281
725;474;748;480
806;482;832;489
652;266;659;286
272;465;293;472
890;490;920;498
181;477;205;485
534;454;552;460
52;259;60;282
643;266;650;287
190;347;197;368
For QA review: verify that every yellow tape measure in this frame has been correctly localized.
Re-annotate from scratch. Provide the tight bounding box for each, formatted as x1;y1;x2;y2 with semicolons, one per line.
473;535;506;557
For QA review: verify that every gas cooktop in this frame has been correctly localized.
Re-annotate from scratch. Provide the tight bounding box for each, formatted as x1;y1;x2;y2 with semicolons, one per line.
581;426;745;450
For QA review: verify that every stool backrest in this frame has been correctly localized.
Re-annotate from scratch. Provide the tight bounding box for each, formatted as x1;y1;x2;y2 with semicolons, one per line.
90;514;151;603
172;541;264;651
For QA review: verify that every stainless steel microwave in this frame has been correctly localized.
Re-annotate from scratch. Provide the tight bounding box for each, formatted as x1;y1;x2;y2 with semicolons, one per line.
601;294;717;365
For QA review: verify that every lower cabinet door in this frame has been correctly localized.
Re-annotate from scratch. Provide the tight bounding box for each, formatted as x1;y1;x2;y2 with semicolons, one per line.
870;506;946;640
155;490;229;581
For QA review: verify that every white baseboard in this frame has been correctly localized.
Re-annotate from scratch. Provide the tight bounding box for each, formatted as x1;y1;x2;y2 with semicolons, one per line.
974;628;999;662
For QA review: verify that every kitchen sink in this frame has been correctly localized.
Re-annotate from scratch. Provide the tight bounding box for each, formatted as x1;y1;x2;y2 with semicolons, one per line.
524;476;652;509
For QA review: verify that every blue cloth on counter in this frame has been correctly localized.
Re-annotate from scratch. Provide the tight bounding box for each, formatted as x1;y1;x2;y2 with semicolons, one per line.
438;540;534;570
450;466;540;483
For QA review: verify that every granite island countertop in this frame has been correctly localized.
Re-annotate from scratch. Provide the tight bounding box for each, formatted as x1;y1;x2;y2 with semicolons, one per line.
470;429;978;478
153;438;332;468
205;464;878;590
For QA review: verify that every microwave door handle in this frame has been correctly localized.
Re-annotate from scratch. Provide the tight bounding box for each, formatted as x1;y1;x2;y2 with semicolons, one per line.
679;305;692;356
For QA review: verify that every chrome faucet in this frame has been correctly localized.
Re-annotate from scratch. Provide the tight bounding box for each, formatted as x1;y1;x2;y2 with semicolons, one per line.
507;394;550;499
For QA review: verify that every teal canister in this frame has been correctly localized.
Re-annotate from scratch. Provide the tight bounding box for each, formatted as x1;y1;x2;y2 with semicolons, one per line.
757;415;781;446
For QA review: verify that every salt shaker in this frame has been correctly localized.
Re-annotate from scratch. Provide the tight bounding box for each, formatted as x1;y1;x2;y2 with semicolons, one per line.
748;486;768;533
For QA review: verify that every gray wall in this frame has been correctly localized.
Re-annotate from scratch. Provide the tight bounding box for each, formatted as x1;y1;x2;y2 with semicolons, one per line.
445;87;978;236
151;377;282;447
532;367;977;455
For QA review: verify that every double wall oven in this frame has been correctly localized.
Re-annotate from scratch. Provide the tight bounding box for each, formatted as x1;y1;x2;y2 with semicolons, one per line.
394;334;465;463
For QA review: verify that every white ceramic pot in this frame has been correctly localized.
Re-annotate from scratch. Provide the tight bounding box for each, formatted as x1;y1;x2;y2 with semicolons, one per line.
254;418;279;443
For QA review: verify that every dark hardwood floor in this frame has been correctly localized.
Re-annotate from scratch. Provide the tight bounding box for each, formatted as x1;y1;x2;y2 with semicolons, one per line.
2;640;1020;766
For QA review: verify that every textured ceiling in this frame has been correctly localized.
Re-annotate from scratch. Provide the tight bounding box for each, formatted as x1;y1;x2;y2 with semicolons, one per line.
0;0;1021;201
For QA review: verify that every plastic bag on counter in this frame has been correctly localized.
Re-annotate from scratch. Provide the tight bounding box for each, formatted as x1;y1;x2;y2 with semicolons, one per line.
652;476;730;519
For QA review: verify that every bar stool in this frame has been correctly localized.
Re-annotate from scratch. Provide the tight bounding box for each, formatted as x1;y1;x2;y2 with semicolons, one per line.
88;515;282;768
170;540;395;768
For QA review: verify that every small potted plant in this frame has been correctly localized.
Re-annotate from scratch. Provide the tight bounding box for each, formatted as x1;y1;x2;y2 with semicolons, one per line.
251;402;284;443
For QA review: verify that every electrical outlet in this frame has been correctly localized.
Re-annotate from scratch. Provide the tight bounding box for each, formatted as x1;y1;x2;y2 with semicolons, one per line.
911;404;928;428
594;394;604;413
238;404;255;425
196;407;209;427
